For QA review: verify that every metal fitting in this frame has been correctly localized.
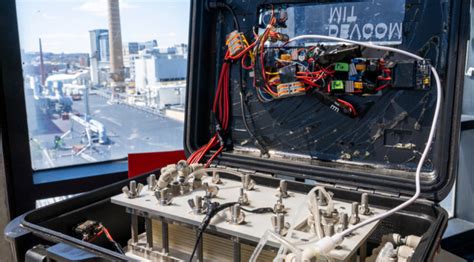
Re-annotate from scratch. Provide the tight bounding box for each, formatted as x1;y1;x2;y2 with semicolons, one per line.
349;202;360;225
192;177;202;190
238;188;249;206
122;180;144;199
155;188;173;206
276;180;290;198
227;204;245;225
359;193;372;215
318;190;328;206
241;174;256;191
202;182;219;198
147;174;158;191
211;171;222;184
335;212;348;233
323;224;335;237
273;195;286;214
180;182;192;195
271;213;290;236
188;195;206;215
169;181;181;196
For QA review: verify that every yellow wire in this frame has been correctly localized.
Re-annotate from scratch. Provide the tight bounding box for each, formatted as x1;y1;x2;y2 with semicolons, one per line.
266;71;279;75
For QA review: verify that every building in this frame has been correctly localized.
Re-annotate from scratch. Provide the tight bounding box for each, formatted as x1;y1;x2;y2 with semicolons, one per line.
123;40;159;80
134;53;187;92
89;29;110;87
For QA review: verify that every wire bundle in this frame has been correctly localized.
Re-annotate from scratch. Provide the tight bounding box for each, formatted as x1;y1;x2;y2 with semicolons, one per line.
187;62;230;167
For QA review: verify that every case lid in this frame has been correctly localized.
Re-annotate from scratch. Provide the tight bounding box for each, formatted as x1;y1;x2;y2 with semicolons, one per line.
184;0;467;201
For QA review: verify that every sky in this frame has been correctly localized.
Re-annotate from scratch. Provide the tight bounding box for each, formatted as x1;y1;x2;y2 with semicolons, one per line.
16;0;191;53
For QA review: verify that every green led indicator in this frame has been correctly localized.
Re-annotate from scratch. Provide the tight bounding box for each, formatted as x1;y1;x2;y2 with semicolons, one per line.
335;63;349;72
331;80;344;91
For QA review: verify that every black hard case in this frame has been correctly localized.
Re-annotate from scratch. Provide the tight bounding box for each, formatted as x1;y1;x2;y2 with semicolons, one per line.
15;0;467;261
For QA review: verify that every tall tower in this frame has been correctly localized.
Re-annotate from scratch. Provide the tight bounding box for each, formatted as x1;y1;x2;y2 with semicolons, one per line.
107;0;125;95
39;38;46;86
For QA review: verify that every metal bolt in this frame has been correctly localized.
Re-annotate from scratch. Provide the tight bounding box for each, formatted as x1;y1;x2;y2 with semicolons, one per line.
242;174;255;191
238;188;249;206
122;180;143;199
155;188;173;205
228;204;245;224
187;195;205;214
130;180;137;193
276;180;289;198
195;196;202;210
359;193;372;215
336;212;348;233
273;195;285;213
147;174;157;191
350;202;360;225
272;213;290;236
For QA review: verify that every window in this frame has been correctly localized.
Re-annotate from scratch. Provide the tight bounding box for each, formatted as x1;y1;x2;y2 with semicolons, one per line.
15;0;190;170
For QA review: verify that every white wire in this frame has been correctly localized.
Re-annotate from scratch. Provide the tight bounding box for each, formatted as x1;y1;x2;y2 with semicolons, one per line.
284;35;443;243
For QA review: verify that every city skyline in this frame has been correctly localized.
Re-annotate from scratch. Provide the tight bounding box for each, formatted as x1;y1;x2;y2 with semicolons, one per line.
16;0;190;53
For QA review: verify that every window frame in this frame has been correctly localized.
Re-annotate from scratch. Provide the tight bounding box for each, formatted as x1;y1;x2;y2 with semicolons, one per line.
0;0;129;218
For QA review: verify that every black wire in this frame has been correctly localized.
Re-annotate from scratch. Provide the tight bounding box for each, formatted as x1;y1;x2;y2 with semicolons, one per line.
239;67;269;155
111;240;125;255
189;202;237;262
240;206;275;214
221;3;240;32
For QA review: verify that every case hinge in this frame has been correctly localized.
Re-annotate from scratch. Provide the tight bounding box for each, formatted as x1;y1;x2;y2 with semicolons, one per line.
374;190;400;198
334;184;358;191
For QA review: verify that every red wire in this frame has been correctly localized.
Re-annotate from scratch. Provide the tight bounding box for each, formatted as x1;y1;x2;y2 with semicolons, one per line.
190;60;231;165
337;99;358;117
85;228;104;243
241;53;254;70
205;146;224;168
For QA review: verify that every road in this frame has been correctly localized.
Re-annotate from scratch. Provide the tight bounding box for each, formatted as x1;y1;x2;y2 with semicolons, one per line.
25;87;184;170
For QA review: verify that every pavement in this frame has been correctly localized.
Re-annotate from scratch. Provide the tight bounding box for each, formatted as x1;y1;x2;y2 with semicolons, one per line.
25;86;184;170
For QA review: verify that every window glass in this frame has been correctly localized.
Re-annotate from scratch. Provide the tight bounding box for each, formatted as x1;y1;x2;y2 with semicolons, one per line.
16;0;190;170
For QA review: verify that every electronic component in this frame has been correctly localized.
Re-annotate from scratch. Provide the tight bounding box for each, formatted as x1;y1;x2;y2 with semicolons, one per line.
334;62;349;72
278;64;297;83
330;80;345;93
279;53;292;62
74;220;102;241
391;60;432;90
74;220;125;255
316;45;362;64
226;30;244;57
277;82;306;98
